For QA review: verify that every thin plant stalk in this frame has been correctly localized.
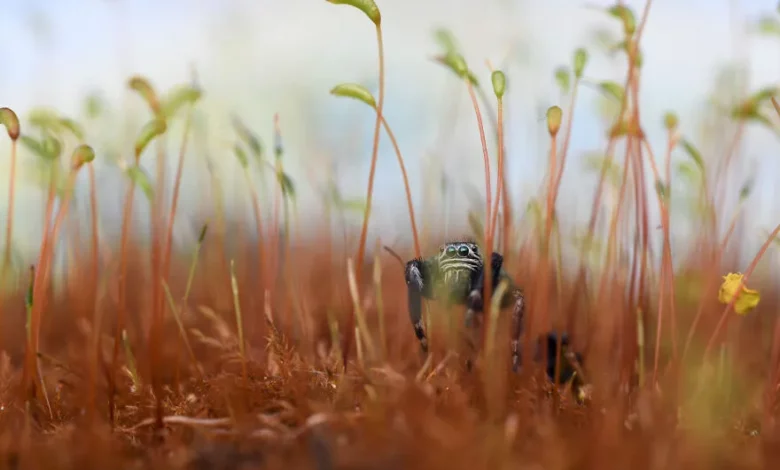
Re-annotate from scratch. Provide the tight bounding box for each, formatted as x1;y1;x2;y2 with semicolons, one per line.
270;114;283;304
121;329;141;389
40;162;60;299
22;168;80;402
590;144;632;382
162;280;203;379
157;107;194;324
373;238;387;360
541;80;581;336
86;162;100;424
484;278;510;419
463;78;494;345
379;115;421;259
241;167;267;308
626;134;651;390
640;135;680;381
344;22;385;368
347;258;376;361
152;106;195;397
566;0;654;328
88;163;99;301
489;87;505;254
477;63;513;256
165;223;208;380
2;138;17;278
540;115;560;326
229;259;249;389
712;121;746;211
111;177;137;427
552;79;581;207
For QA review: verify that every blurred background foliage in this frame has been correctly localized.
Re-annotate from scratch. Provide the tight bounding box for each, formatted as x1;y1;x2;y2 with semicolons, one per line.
0;0;779;281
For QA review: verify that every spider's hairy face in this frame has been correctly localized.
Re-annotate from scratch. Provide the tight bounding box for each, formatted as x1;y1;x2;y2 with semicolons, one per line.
434;241;482;299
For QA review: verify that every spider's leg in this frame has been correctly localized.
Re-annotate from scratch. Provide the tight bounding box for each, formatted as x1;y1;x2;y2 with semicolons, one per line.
405;258;429;353
464;252;506;370
543;331;571;382
464;270;485;371
542;331;588;403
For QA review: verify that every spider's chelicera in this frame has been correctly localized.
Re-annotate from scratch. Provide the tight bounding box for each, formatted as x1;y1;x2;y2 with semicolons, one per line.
404;240;586;394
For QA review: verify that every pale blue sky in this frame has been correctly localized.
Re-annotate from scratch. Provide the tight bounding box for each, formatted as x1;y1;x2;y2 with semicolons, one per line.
1;0;780;269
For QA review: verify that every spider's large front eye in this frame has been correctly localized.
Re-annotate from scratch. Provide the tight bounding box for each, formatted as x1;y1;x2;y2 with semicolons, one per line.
457;245;469;256
446;246;457;256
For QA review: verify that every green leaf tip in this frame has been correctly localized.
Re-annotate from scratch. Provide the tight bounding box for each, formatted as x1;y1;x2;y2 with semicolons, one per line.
546;106;563;136
598;81;625;103
554;67;571;94
573;48;589;79
607;4;636;36
273;122;284;160
71;144;96;169
58;118;85;141
27;108;85;141
26;265;35;309
491;71;506;99
233;144;249;169
326;0;381;26
433;52;470;81
756;15;780;36
0;107;20;140
680;139;704;170
162;85;202;118
433;28;459;55
198;223;209;243
739;178;754;201
125;165;155;201
134;118;167;160
663;112;679;132
278;171;296;199
20;133;63;161
42;135;62;161
231;116;263;158
84;92;105;119
655;179;669;201
128;75;161;115
330;83;377;108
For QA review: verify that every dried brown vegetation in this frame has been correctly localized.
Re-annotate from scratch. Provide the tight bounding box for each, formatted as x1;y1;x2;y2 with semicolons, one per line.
0;235;776;470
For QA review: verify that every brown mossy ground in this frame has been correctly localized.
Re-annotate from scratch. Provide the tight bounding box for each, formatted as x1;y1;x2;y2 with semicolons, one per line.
0;229;776;470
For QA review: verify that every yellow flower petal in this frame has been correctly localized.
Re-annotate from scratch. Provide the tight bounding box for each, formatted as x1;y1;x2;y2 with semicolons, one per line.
734;288;760;315
717;272;760;315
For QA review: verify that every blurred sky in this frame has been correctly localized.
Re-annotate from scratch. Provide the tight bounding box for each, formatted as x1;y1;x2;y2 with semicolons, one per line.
0;0;780;267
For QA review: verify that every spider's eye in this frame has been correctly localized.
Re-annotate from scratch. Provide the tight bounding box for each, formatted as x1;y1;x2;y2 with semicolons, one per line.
457;245;469;256
446;246;457;256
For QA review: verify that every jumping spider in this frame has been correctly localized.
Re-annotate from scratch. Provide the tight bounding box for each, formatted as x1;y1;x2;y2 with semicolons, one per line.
404;240;585;388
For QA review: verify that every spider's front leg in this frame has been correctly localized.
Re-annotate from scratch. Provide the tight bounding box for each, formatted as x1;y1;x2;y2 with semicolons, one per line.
404;258;429;354
463;253;505;369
